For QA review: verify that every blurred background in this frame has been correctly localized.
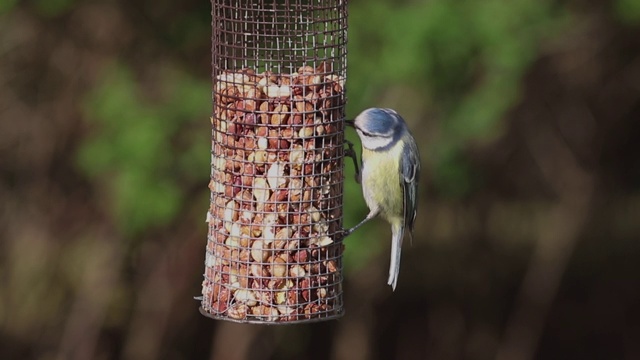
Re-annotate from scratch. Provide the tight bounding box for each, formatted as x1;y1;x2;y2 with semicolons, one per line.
1;0;640;359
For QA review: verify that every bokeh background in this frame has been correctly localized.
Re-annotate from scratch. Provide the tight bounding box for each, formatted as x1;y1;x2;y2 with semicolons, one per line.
1;0;640;359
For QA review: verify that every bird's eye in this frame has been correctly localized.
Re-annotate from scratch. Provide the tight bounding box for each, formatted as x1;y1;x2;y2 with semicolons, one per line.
362;131;376;138
361;129;392;139
356;127;376;138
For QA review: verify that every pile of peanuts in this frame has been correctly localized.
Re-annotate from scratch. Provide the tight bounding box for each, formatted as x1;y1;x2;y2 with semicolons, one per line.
201;64;346;322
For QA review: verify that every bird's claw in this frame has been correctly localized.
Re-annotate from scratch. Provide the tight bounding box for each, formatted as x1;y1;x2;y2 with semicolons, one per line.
344;139;356;159
344;140;361;184
337;227;353;238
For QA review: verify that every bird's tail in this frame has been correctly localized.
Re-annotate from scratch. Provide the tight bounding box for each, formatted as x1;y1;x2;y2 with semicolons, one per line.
387;222;404;291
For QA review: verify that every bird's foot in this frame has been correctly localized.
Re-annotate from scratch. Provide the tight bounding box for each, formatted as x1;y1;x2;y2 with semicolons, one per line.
344;140;361;184
337;227;353;238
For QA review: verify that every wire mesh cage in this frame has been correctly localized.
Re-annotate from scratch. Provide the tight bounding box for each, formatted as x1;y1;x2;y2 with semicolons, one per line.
200;0;348;323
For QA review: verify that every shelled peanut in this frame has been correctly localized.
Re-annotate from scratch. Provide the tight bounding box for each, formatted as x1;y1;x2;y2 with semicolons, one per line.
201;64;345;322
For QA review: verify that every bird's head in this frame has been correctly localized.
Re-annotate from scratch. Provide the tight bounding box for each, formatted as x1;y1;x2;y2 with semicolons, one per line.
346;108;406;150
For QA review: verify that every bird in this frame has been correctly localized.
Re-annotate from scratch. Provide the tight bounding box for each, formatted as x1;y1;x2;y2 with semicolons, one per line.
344;108;420;291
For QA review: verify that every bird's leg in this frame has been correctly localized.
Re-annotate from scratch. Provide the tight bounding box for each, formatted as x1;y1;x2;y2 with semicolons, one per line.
344;139;361;184
341;209;379;237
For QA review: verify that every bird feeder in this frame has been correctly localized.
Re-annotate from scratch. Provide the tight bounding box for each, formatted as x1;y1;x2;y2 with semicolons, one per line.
200;0;348;323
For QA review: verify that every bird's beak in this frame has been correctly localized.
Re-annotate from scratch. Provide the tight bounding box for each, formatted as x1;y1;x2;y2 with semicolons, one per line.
344;119;355;127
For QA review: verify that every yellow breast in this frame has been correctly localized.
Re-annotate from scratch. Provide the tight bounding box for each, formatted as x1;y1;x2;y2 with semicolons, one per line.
361;143;404;222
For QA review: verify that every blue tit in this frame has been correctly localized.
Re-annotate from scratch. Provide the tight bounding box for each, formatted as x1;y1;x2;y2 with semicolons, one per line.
344;108;421;291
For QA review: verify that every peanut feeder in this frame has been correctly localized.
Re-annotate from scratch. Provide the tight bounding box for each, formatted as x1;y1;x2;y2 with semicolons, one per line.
200;0;348;324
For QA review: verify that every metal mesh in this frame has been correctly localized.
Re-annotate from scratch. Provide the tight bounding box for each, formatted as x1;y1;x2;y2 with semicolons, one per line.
201;0;348;324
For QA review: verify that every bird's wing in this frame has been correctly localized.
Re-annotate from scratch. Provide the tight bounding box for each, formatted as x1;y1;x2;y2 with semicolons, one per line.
400;136;420;234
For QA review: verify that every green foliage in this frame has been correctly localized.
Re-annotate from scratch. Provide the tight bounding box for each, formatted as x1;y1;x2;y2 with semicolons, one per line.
33;0;76;17
347;0;565;197
0;0;18;14
165;4;211;51
78;63;210;236
615;0;640;25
